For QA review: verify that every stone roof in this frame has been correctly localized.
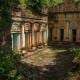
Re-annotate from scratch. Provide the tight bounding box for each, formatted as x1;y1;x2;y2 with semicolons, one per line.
12;6;48;24
49;0;80;13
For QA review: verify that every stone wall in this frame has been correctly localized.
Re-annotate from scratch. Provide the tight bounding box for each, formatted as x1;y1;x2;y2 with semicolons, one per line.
11;7;48;52
49;13;80;42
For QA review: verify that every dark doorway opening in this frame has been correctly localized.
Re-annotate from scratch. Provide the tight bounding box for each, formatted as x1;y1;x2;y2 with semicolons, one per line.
60;29;64;41
48;28;53;41
48;27;53;45
72;29;76;42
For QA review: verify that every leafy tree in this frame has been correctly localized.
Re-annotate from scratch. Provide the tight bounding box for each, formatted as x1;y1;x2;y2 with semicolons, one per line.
26;0;64;14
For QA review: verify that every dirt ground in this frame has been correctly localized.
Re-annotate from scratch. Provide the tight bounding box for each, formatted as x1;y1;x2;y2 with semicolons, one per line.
18;47;80;80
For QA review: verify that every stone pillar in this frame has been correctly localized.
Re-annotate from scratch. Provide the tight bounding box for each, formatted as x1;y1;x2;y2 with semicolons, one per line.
76;28;80;42
39;24;42;44
27;33;29;48
53;25;58;41
11;33;13;50
29;32;32;48
21;24;26;53
31;23;36;50
57;28;60;41
45;24;48;45
43;31;46;45
28;32;32;49
64;21;70;42
37;31;40;44
17;33;21;51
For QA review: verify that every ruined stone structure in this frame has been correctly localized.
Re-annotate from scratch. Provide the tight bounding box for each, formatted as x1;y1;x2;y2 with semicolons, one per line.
11;7;48;52
11;0;80;52
48;0;80;43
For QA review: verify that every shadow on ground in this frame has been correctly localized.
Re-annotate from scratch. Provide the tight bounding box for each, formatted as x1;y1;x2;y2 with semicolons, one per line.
17;47;80;80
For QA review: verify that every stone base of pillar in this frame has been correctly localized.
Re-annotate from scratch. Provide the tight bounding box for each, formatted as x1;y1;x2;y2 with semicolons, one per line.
22;50;27;54
38;44;44;48
21;47;27;54
44;43;47;46
32;46;36;50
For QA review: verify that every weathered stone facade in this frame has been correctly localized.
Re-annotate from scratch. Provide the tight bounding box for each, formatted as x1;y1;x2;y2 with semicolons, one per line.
48;0;80;43
11;7;48;53
11;0;80;52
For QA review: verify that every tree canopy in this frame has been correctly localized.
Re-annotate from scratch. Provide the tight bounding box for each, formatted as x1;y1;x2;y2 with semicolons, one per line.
18;0;64;14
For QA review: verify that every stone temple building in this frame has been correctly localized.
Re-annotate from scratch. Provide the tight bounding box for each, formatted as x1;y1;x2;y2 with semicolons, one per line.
11;7;48;53
11;0;80;52
48;0;80;44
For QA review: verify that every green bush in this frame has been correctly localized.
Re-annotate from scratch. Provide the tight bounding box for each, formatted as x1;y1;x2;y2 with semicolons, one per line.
0;45;22;80
69;47;80;62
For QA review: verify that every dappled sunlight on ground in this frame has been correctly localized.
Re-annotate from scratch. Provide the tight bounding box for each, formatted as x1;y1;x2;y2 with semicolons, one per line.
21;48;66;66
17;47;80;80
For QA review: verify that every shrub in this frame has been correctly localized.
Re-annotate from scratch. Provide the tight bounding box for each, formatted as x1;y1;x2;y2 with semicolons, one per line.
0;45;22;80
69;47;80;62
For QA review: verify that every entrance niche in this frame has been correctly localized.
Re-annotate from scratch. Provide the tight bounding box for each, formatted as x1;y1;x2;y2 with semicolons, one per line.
34;23;40;47
13;33;20;51
42;31;45;43
24;23;31;49
34;31;38;45
72;29;76;42
11;22;21;51
60;29;64;41
41;24;47;44
25;32;29;49
48;27;53;41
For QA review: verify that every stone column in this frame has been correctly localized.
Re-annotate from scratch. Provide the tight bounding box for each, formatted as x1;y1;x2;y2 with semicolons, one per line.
64;21;70;42
44;31;46;44
45;24;48;45
31;23;36;50
37;31;40;44
21;23;25;53
76;27;80;42
11;33;13;50
17;33;21;52
29;32;32;48
39;24;42;44
28;32;32;49
27;33;29;48
37;31;39;46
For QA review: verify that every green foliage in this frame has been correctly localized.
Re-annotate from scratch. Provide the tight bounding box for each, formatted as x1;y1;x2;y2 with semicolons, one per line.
69;47;80;62
49;0;63;6
0;45;22;80
27;0;42;14
0;0;12;35
75;0;80;2
19;0;28;6
26;0;64;14
0;9;12;32
75;0;80;4
67;47;80;80
17;0;80;13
